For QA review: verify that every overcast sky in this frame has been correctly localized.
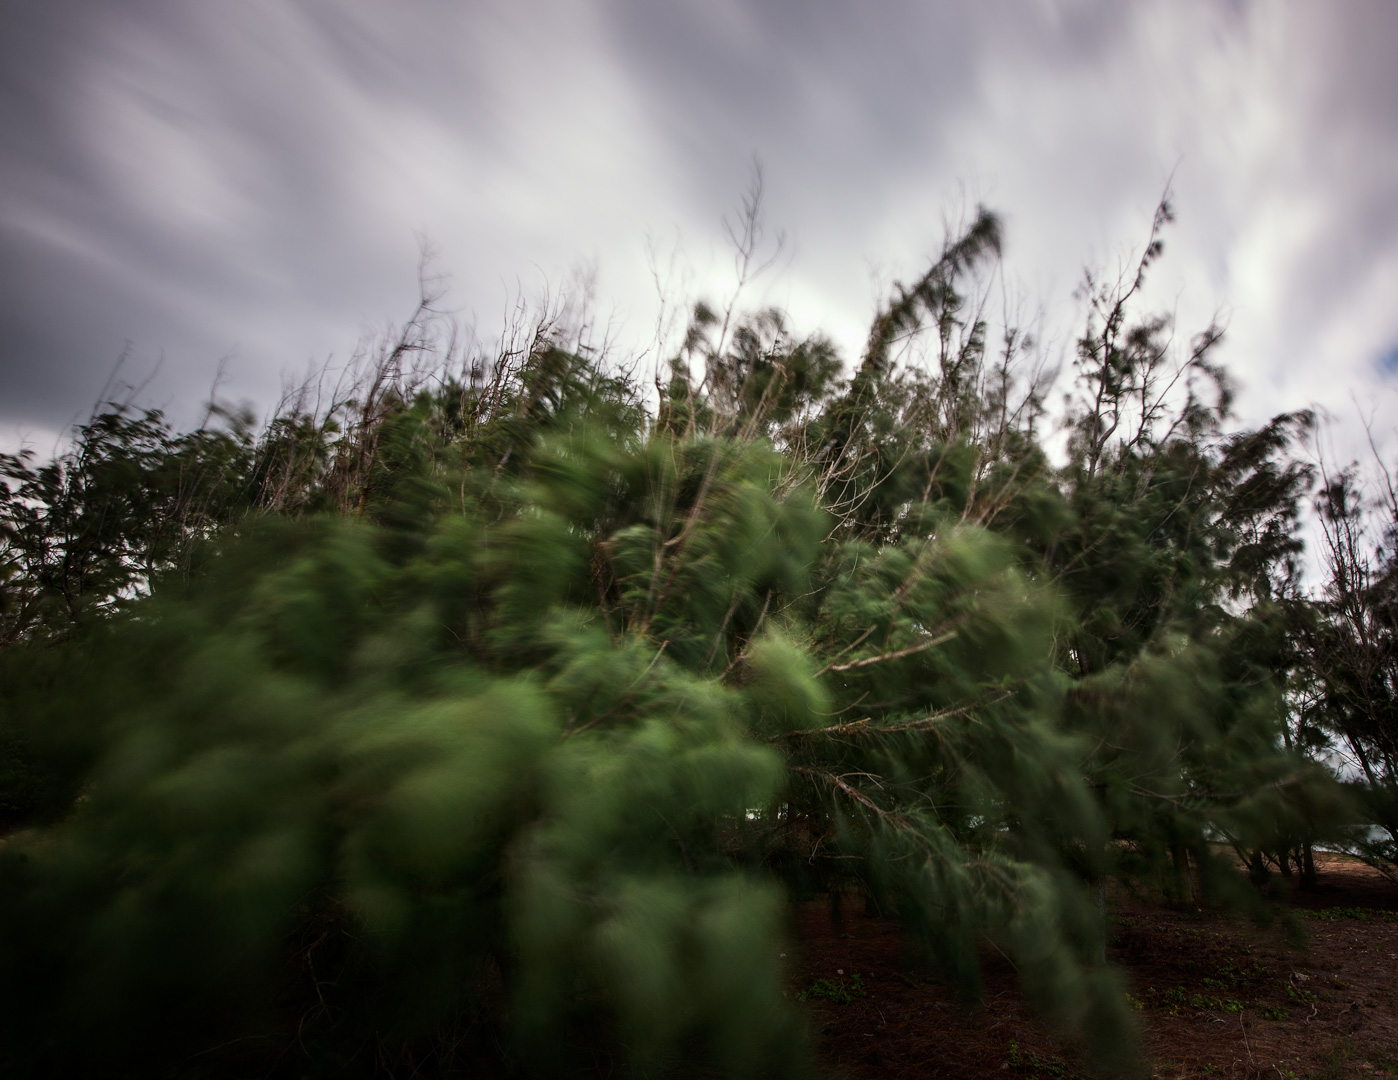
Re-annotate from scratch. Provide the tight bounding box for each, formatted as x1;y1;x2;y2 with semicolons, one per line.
3;0;1397;463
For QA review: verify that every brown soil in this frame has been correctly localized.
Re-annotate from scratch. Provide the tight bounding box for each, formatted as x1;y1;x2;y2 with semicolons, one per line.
791;854;1398;1079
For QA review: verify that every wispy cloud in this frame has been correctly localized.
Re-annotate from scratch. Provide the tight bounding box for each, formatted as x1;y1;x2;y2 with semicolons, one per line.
1;0;1395;469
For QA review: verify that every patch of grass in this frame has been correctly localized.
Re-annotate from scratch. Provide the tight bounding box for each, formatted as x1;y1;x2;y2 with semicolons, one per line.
1259;1005;1289;1021
1211;958;1273;989
1302;906;1398;923
797;972;866;1004
1152;1061;1221;1078
1004;1039;1081;1079
1306;1038;1355;1080
1141;986;1242;1015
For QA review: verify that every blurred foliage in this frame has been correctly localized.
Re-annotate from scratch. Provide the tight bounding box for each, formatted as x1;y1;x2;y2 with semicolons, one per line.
0;201;1374;1077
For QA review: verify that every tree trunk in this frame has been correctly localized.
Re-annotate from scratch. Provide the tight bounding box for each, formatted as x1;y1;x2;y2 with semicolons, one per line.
828;888;845;938
1094;877;1107;965
1168;841;1191;909
1300;841;1318;890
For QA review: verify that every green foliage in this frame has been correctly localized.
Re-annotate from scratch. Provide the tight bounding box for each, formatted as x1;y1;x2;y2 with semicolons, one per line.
1141;984;1245;1017
1290;462;1398;879
1004;1039;1081;1079
1302;905;1398;922
0;404;255;644
0;201;1362;1076
795;972;866;1004
0;435;818;1076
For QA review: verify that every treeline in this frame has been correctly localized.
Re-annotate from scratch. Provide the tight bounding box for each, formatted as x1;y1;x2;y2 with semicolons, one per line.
0;200;1393;1077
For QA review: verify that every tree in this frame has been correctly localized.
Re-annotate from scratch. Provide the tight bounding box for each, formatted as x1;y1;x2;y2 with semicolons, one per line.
0;203;1347;1077
1049;210;1331;905
0;404;257;646
1296;460;1398;878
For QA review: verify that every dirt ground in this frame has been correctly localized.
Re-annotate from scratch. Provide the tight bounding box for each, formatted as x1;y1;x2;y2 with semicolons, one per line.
791;854;1398;1079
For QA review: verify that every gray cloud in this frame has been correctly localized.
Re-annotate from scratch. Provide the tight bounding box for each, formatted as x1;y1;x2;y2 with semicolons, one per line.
1;0;1396;467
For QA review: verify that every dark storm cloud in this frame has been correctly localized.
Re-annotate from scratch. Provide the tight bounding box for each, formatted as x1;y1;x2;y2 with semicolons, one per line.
1;0;1397;457
0;1;463;429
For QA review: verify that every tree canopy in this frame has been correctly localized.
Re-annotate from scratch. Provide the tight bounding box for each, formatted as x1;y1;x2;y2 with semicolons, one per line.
0;201;1381;1078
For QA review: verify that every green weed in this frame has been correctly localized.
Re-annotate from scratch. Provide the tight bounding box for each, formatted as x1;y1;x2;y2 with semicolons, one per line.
1004;1039;1081;1079
797;972;866;1004
1303;906;1398;923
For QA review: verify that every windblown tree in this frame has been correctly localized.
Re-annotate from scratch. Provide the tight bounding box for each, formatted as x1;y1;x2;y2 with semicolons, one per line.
1291;460;1398;879
1046;205;1330;904
0;201;1345;1078
0;405;256;646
